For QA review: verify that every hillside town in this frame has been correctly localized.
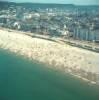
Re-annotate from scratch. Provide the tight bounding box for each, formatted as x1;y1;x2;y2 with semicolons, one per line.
0;2;99;41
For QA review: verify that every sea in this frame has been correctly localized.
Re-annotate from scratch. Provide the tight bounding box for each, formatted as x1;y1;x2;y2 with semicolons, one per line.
0;49;99;100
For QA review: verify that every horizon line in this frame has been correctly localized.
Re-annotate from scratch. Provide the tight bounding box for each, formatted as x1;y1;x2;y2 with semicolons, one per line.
0;1;99;6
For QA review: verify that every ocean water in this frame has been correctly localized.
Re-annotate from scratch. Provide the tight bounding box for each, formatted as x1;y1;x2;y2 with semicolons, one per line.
0;49;99;100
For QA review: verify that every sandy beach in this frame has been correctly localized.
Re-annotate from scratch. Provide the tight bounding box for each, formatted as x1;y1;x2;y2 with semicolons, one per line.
0;28;99;84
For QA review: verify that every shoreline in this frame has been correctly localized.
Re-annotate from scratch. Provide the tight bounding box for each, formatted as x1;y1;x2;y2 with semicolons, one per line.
0;28;99;85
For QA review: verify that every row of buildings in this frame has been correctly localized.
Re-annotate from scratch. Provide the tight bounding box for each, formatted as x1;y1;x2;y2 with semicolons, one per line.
0;3;99;42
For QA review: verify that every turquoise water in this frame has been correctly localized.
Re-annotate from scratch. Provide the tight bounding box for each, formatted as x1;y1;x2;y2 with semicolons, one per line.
0;49;99;100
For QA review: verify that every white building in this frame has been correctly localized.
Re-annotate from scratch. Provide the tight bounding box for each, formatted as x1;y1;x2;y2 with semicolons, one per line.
13;22;21;30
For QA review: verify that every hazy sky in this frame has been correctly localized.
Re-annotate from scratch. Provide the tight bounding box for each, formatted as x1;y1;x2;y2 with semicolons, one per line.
1;0;99;5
